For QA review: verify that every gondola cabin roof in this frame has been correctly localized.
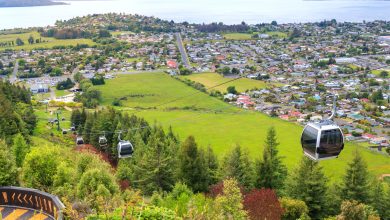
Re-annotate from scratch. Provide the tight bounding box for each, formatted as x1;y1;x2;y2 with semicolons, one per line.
307;120;340;130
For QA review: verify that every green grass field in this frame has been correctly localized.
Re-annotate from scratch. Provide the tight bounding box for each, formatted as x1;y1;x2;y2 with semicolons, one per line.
180;72;275;93
223;33;253;40
97;72;390;181
371;69;390;77
0;31;96;51
222;32;287;40
54;88;71;97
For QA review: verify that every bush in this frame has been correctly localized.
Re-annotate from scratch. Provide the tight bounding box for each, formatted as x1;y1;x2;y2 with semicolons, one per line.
56;78;75;90
280;197;309;220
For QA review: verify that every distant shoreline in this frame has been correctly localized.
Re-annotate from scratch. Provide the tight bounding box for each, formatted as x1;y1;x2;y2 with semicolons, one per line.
0;0;68;8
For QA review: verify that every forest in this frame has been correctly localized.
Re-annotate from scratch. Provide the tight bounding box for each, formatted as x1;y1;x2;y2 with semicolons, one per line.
0;78;389;219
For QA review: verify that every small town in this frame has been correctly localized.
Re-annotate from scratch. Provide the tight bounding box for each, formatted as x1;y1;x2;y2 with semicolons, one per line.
0;10;390;220
1;16;390;153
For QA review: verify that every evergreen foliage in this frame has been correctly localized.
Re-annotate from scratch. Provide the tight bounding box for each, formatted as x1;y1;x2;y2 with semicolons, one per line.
255;127;287;193
287;157;328;219
341;151;370;203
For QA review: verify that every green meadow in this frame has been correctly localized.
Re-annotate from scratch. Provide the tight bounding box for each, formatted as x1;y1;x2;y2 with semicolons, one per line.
0;31;96;51
97;72;390;181
180;72;275;93
222;31;287;40
223;33;253;40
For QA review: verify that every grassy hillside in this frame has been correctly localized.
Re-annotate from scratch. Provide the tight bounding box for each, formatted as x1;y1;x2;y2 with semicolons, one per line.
97;72;390;181
0;31;96;51
180;72;274;93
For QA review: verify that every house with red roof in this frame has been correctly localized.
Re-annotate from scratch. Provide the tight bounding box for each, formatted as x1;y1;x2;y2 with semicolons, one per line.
362;133;376;140
167;60;178;69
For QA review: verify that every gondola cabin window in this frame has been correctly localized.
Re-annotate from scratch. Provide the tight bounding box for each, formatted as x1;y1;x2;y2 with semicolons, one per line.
301;125;318;157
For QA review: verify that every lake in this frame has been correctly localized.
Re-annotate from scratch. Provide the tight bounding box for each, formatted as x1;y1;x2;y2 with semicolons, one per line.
1;0;390;29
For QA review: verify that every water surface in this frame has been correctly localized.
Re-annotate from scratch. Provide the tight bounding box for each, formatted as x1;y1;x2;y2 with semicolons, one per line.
1;0;390;29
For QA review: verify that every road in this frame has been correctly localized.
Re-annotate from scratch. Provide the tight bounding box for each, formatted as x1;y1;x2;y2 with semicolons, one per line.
9;60;19;84
175;33;190;67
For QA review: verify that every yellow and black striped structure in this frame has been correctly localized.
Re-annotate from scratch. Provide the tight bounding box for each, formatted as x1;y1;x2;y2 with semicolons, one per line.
0;187;64;220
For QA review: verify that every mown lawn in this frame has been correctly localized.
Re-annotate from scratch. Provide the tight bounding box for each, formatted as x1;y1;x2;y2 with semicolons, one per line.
0;31;96;51
180;72;276;93
54;88;71;97
222;31;287;40
97;72;390;181
223;33;252;40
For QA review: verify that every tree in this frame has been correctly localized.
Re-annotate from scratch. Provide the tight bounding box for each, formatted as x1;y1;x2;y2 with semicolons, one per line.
221;145;254;189
370;90;383;103
337;200;379;220
77;168;119;209
178;136;209;192
22;146;61;190
287;157;328;219
255;127;287;193
341;151;370;203
369;180;389;219
0;60;3;70
15;38;24;46
280;197;309;220
28;35;34;44
131;126;177;194
227;86;238;94
0;140;18;186
12;133;29;167
215;178;247;219
379;71;388;78
56;78;75;90
243;188;284;220
204;145;219;186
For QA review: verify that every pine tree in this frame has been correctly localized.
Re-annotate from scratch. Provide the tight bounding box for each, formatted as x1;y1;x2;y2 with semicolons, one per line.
204;145;219;186
178;136;209;192
255;127;287;193
12;133;29;167
83;113;95;144
341;151;370;203
370;180;388;219
131;126;177;195
287;157;328;219
221;145;254;189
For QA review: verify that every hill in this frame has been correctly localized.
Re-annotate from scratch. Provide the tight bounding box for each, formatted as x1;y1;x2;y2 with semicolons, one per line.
97;72;390;181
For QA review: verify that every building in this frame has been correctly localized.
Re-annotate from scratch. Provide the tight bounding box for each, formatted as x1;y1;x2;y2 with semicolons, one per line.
167;60;178;69
30;84;49;94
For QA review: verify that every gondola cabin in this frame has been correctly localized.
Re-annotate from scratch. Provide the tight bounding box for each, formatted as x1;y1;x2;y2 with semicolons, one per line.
76;136;84;145
301;121;344;161
99;136;108;147
117;141;133;158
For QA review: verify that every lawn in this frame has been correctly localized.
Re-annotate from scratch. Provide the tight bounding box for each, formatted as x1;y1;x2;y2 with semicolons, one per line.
223;33;253;40
0;31;96;51
222;32;287;40
54;88;71;97
371;69;390;77
97;72;237;111
33;106;74;147
97;72;390;181
265;31;288;38
180;72;276;93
